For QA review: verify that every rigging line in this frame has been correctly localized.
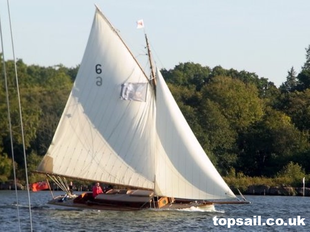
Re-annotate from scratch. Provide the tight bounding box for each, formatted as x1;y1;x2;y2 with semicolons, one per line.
150;43;165;72
0;13;21;232
7;0;33;230
48;174;68;192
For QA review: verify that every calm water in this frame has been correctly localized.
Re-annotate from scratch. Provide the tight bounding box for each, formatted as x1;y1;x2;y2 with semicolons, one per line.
0;190;309;231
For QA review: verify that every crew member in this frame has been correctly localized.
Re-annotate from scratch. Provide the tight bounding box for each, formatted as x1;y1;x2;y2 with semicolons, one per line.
92;182;103;198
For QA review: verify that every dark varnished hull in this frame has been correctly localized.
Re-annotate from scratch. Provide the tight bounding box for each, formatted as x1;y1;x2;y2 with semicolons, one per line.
47;192;217;211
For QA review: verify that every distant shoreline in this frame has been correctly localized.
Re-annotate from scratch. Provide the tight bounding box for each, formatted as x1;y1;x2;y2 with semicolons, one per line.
0;182;309;196
232;185;309;196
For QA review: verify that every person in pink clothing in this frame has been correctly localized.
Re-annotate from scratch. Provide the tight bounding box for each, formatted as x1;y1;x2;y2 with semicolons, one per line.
92;182;103;197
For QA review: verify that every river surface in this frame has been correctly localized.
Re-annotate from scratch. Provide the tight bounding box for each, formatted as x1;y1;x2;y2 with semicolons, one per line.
0;190;309;231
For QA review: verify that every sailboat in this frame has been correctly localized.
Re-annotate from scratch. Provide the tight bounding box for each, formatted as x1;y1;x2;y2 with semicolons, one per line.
36;5;249;211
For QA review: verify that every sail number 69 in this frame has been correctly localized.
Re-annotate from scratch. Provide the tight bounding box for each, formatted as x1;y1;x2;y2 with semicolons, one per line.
95;64;102;86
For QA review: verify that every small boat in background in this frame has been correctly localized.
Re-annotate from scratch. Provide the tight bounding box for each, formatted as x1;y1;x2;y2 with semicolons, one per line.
31;181;49;192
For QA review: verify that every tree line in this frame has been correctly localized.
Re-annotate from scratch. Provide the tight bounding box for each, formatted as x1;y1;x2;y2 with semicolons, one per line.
0;45;310;184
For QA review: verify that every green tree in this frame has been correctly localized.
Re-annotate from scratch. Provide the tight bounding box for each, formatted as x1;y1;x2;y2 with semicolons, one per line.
293;149;310;173
280;67;298;92
238;107;308;176
26;152;44;183
302;45;310;71
282;89;310;131
199;99;237;174
162;62;211;90
276;162;306;186
0;59;73;178
0;154;13;182
296;45;310;91
201;76;264;132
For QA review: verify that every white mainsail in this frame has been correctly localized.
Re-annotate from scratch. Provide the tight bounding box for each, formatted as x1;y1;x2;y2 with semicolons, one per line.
37;9;156;189
38;7;236;201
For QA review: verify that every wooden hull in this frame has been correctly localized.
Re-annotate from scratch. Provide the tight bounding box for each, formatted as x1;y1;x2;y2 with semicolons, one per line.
48;196;146;211
47;190;216;211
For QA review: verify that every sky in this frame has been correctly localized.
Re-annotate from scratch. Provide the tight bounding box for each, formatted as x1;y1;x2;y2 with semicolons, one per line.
0;0;310;87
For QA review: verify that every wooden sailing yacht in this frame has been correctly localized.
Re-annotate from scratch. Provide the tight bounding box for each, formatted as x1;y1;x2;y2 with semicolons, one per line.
36;5;249;211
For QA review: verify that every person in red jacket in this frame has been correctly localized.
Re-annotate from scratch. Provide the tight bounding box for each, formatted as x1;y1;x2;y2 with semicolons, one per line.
92;182;103;198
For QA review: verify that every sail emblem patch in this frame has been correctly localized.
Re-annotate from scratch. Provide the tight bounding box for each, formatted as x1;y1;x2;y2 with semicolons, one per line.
121;83;148;102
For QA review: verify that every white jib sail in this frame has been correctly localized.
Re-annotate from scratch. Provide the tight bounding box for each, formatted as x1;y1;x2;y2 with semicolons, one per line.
155;69;236;200
37;9;156;189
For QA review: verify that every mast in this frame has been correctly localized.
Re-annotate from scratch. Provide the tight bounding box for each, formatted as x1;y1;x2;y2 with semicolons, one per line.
144;33;157;196
144;33;157;92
